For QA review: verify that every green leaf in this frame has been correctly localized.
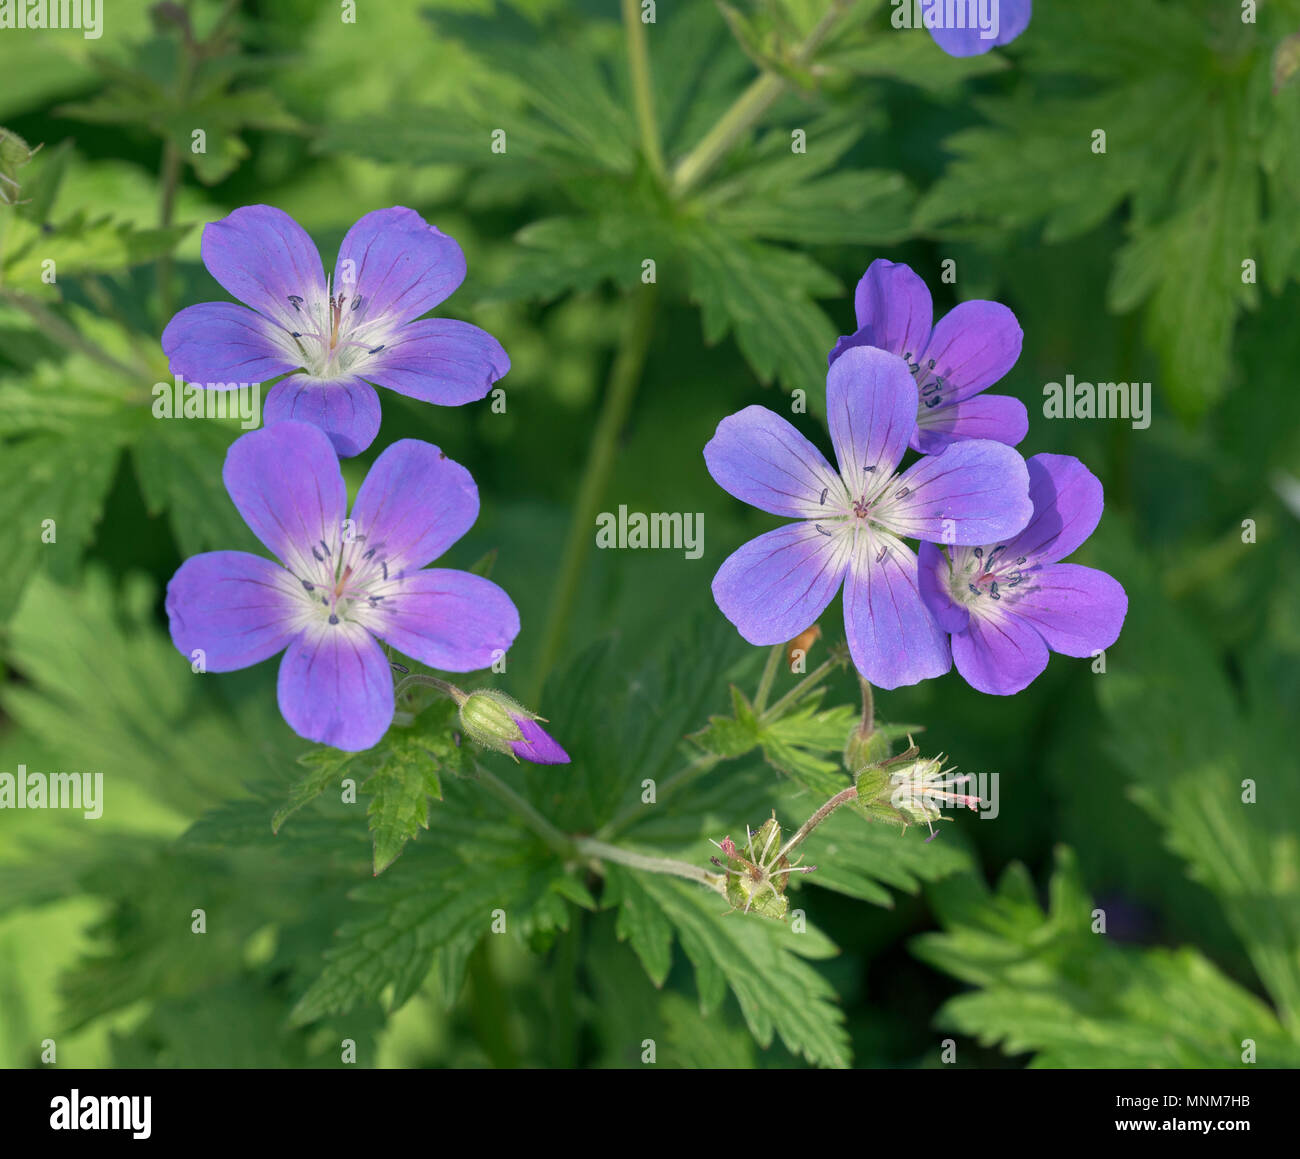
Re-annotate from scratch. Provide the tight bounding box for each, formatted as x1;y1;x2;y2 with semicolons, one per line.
0;432;123;620
271;749;352;836
2;211;190;289
632;872;850;1068
680;225;839;395
1091;527;1300;1036
603;866;676;988
363;734;445;876
914;848;1300;1068
290;800;569;1025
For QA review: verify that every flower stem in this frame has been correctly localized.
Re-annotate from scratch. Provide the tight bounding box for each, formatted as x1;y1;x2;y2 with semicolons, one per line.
393;672;463;703
753;643;785;715
759;651;844;723
0;289;143;380
622;0;666;181
528;286;658;702
574;836;726;893
593;749;722;840
472;762;574;859
777;786;859;862
669;0;848;196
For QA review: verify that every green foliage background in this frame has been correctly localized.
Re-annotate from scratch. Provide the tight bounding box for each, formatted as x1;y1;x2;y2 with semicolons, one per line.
1;0;1298;1069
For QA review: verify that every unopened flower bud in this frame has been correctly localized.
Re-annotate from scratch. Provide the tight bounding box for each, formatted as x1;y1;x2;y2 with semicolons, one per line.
843;721;893;774
457;689;570;765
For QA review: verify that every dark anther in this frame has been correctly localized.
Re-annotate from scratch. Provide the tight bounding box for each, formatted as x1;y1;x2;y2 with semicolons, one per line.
381;561;389;580
328;614;340;625
301;580;315;591
876;544;889;563
928;358;936;370
287;295;303;311
1017;556;1027;565
864;465;876;473
990;581;1000;599
291;331;302;339
320;538;331;557
814;524;833;537
819;487;828;505
363;548;376;560
311;545;324;562
390;661;409;674
351;296;364;312
973;547;984;558
968;584;981;596
368;345;385;354
896;487;910;499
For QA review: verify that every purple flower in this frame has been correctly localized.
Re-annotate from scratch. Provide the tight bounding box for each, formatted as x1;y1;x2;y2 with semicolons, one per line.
704;346;1033;689
917;453;1127;694
925;0;1032;58
165;420;520;752
162;205;509;457
830;259;1026;455
511;717;570;765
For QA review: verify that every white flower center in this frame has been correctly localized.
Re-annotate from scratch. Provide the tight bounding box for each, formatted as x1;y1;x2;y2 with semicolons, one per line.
274;277;397;380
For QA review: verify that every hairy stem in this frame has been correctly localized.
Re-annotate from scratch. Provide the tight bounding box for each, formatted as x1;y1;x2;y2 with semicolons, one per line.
394;672;463;703
0;289;143;380
760;652;843;723
528;287;658;701
753;643;785;715
575;836;726;892
594;749;722;840
670;0;848;196
622;0;666;181
473;763;574;858
778;786;859;862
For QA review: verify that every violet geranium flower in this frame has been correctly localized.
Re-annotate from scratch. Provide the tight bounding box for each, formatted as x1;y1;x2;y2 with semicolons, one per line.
162;205;508;457
704;346;1033;689
926;0;1032;58
917;453;1127;694
829;259;1027;454
166;420;520;751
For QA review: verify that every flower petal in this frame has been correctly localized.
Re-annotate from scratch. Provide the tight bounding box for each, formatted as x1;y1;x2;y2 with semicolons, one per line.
349;440;480;574
842;532;950;689
917;541;972;634
364;318;509;406
704;406;842;518
262;375;382;458
277;622;395;751
921;300;1023;405
827;345;917;483
878;440;1032;545
1007;563;1127;658
374;570;519;671
830;259;933;366
511;717;570;765
1001;453;1105;564
162;302;300;385
913;392;1029;454
335;207;467;329
951;602;1049;694
200;205;327;329
712;522;850;645
223;421;347;576
166;551;300;672
929;0;1032;57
